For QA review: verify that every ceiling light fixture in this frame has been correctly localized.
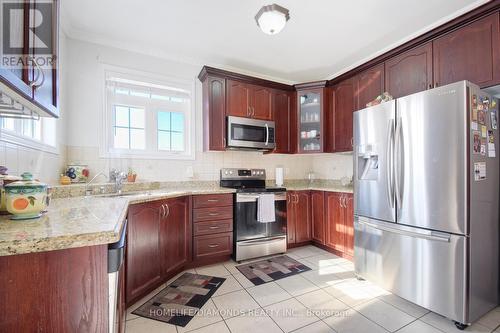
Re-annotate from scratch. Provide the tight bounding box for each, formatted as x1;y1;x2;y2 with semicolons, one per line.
255;4;290;35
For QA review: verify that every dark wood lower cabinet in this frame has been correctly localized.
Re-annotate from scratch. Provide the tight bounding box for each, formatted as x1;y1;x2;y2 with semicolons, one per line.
162;197;191;276
287;190;312;245
311;191;325;244
324;192;354;259
126;201;163;304
0;245;108;332
126;196;191;306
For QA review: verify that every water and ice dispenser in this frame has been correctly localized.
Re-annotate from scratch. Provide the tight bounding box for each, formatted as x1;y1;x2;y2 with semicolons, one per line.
357;144;379;180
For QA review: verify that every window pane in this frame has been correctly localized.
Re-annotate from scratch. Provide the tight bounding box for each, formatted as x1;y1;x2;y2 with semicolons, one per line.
22;119;32;137
171;132;184;151
171;97;184;103
2;118;15;130
115;106;129;127
130;108;144;128
114;127;129;149
33;119;41;140
158;111;171;131
171;112;184;132
130;128;145;150
158;131;171;150
130;90;150;98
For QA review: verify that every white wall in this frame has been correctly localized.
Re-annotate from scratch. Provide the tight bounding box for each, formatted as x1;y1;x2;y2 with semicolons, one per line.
312;153;353;180
64;38;317;182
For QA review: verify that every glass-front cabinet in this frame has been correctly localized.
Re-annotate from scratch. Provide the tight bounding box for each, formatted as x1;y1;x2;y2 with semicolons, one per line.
295;82;327;153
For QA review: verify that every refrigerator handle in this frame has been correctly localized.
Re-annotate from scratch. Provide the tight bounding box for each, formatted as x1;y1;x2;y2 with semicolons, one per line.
358;219;451;243
394;117;404;206
386;119;395;208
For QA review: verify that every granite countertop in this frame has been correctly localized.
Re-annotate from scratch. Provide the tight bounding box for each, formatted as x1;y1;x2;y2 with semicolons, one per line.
0;187;235;257
285;184;353;193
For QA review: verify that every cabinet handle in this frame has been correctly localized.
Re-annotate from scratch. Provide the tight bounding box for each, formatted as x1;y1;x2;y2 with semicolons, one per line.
294;194;299;204
159;204;165;218
208;244;220;248
207;199;219;202
28;57;45;89
434;82;439;88
208;212;219;216
164;203;170;218
208;226;220;229
247;106;251;117
428;84;433;89
350;137;354;147
252;107;255;117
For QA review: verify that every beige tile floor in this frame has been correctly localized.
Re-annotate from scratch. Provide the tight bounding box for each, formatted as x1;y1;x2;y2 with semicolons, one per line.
126;245;500;333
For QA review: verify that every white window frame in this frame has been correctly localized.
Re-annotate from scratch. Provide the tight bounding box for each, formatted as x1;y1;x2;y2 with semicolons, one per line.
0;117;58;154
100;65;195;160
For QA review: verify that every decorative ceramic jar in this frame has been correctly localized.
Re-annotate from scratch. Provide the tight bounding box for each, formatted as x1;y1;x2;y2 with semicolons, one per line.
66;164;89;183
0;175;22;214
5;172;48;220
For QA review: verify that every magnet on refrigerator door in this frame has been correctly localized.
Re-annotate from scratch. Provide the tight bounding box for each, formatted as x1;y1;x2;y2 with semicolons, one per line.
473;162;486;181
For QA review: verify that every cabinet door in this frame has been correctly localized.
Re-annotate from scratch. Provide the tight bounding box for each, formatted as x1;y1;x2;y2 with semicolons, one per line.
31;0;58;114
273;90;291;153
343;194;354;257
226;80;252;118
433;13;500;88
126;202;162;303
286;192;296;244
311;191;325;244
252;85;273;120
385;42;433;98
294;191;311;243
162;197;191;275
325;192;344;252
354;63;385;111
332;79;355;152
297;89;325;153
202;76;226;151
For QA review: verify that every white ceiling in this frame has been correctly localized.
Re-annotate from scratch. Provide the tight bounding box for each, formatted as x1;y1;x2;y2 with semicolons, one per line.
61;0;489;84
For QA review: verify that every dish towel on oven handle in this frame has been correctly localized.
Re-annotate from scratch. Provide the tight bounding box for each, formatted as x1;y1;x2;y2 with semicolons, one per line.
257;193;276;223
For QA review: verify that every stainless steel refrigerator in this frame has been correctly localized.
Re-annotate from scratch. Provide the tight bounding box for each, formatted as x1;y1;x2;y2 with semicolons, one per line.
353;81;499;328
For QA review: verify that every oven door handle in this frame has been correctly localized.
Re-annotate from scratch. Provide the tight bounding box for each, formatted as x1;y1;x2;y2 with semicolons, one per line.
236;193;287;202
238;236;286;246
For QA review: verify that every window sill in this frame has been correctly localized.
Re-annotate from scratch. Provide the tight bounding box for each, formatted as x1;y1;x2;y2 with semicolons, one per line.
0;131;58;155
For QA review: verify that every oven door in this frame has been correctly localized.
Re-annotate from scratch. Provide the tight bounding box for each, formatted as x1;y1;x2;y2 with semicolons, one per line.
227;116;276;150
235;192;286;241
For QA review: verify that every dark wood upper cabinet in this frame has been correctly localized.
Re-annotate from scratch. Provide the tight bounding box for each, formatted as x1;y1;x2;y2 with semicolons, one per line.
226;80;252;118
0;0;59;117
354;63;385;111
161;196;191;275
311;191;325;245
202;76;226;151
433;12;500;88
252;85;273;120
385;42;433;98
295;81;328;153
226;81;273;120
126;202;163;304
272;90;291;153
328;79;355;152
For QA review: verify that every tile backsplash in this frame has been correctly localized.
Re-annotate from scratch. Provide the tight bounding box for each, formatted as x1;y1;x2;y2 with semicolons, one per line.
0;142;353;186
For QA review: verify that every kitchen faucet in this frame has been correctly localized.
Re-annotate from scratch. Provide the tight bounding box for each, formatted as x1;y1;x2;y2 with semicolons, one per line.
85;171;108;196
109;169;127;194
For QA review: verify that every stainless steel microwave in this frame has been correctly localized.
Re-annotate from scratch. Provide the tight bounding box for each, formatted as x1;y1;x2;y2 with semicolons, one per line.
227;116;276;150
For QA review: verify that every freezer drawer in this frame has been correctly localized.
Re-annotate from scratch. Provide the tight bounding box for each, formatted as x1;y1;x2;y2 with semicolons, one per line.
354;216;468;323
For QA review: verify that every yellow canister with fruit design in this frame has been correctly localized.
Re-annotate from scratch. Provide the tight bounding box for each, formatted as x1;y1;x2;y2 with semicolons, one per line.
5;172;48;220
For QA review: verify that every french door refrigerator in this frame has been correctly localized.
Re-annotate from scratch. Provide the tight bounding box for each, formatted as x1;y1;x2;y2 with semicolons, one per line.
353;81;499;328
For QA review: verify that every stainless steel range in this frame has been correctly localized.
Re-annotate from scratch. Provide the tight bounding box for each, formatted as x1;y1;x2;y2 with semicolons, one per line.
220;168;287;262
